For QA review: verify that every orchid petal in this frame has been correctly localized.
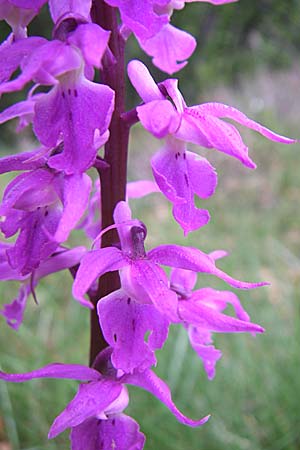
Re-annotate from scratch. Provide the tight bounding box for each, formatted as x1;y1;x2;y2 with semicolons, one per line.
68;23;110;69
105;0;168;40
173;200;210;235
188;327;222;381
70;415;145;450
0;149;47;174
170;268;197;294
191;287;250;321
34;78;114;174
179;300;264;333
0;98;35;125
54;173;92;242
72;247;128;308
123;369;210;426
148;245;268;290
127;260;178;321
0;363;100;383
49;0;92;23
127;59;164;103
127;180;159;199
137;100;180;138
0;283;31;330
193;102;296;144
98;290;169;373
48;380;122;438
138;24;196;74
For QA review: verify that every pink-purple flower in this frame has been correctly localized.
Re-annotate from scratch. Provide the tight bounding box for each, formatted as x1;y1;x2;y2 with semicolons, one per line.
128;59;295;233
0;348;209;447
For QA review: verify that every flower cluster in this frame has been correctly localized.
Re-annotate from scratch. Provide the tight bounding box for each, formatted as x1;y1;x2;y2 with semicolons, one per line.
0;1;296;449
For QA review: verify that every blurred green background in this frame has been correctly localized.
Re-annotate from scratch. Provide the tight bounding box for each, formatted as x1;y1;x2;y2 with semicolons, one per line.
1;1;300;449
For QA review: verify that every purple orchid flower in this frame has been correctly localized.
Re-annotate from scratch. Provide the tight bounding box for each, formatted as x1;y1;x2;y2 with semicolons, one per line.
0;19;114;174
105;0;196;74
170;267;264;379
0;158;91;274
0;245;86;330
128;60;295;233
73;201;267;320
0;348;209;448
105;0;234;73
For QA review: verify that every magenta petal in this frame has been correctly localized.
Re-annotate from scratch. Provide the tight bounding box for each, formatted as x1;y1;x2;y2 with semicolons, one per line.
0;363;101;383
0;283;30;330
184;111;257;168
123;369;210;426
127;180;159;199
34;77;114;174
191;287;250;321
173;201;210;235
188;327;222;381
193;102;296;144
49;380;122;438
138;24;196;74
68;23;110;68
179;300;264;334
6;207;61;275
49;0;92;23
0;169;56;212
137;100;180;138
36;246;86;279
0;98;35;125
151;143;187;204
72;248;128;308
128;260;178;321
186;151;217;199
148;245;269;290
105;0;168;40
127;59;164;103
70;415;145;450
170;268;197;294
152;144;216;233
152;140;214;204
55;173;92;242
0;36;46;85
0;148;47;174
98;290;169;373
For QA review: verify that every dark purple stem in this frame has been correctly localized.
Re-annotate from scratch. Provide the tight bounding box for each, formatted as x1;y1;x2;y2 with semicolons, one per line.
90;1;129;365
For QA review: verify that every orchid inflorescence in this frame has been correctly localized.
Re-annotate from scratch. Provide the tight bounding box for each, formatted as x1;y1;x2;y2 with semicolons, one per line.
0;1;295;448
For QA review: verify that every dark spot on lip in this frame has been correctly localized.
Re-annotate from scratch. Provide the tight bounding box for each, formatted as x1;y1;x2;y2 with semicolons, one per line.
44;210;49;217
74;89;78;97
183;153;186;159
184;173;189;186
113;333;117;342
127;297;131;305
175;153;178;159
68;88;71;95
112;419;115;426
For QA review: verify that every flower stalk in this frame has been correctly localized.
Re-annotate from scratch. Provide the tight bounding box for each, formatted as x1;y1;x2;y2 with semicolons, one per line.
90;1;130;365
